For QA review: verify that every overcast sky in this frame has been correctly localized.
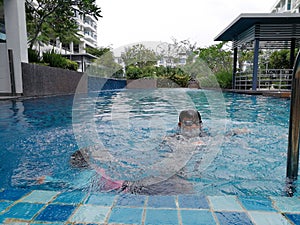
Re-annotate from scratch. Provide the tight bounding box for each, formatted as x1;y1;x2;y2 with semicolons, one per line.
96;0;276;48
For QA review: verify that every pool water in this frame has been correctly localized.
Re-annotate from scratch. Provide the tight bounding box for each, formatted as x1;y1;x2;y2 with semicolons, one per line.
0;89;297;197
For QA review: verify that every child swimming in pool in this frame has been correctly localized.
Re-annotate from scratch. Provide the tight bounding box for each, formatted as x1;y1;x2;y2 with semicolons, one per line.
38;109;207;194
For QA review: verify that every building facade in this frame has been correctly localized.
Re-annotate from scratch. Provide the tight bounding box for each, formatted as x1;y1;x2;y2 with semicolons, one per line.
0;0;28;95
271;0;300;13
35;9;98;55
33;5;99;72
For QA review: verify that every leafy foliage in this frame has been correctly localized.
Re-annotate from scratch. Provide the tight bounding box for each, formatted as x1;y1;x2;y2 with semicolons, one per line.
86;46;111;57
28;48;41;63
25;0;102;49
121;44;158;68
88;50;123;77
269;49;290;69
198;42;232;74
42;50;78;71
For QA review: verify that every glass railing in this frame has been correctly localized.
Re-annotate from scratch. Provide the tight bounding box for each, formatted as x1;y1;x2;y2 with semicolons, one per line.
235;69;293;90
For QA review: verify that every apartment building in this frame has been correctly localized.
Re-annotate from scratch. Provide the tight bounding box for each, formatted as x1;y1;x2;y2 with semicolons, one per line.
271;0;300;13
33;6;99;72
0;0;28;95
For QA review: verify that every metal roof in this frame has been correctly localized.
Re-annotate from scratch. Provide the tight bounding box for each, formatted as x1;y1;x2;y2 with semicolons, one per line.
214;13;300;49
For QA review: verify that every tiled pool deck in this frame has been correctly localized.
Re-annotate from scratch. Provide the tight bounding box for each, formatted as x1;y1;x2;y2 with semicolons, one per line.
0;189;300;225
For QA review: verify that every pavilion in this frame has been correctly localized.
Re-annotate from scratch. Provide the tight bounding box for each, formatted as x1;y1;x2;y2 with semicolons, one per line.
214;13;300;91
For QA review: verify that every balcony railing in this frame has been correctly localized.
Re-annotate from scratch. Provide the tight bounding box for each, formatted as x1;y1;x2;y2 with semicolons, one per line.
235;69;293;91
292;0;300;8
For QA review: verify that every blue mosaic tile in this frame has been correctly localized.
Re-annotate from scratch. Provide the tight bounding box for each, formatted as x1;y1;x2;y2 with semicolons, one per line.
69;205;109;223
145;209;178;225
2;202;44;220
53;191;86;204
85;193;115;206
0;201;13;212
147;195;176;208
0;189;30;201
238;196;276;211
108;207;143;224
21;190;59;203
284;213;300;225
178;195;209;209
0;215;5;224
181;210;216;225
30;223;64;225
248;212;289;225
271;197;300;213
208;196;243;211
215;212;253;225
116;194;146;207
35;204;76;222
4;222;28;225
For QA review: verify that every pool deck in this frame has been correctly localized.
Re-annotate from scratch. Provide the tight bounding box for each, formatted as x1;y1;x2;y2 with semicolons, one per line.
224;89;291;98
0;189;300;225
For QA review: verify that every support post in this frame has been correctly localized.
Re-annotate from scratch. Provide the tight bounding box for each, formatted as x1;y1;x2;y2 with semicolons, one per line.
252;39;260;91
232;47;238;90
290;38;296;69
286;51;300;196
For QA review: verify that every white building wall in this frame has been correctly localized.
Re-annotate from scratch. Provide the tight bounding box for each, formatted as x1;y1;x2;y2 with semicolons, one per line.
271;0;300;13
3;0;28;94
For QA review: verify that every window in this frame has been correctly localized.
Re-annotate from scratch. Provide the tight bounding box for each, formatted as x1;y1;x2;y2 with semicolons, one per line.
0;0;5;42
287;0;291;10
62;43;70;51
73;44;79;53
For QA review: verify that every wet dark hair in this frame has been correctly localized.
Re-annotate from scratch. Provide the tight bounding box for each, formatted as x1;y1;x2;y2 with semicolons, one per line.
179;109;202;124
70;149;90;168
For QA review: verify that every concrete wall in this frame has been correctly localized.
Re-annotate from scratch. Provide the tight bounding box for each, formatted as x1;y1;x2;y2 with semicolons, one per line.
22;63;87;97
0;43;11;94
127;79;157;89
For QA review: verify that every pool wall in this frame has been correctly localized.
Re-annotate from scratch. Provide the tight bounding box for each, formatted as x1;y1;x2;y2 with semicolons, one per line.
21;63;127;96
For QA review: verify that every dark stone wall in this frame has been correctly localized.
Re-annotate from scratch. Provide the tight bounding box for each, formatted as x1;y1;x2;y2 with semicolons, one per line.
22;63;87;97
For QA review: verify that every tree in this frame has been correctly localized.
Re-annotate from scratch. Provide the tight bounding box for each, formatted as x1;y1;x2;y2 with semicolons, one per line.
196;42;233;89
86;46;111;58
156;38;198;67
25;0;102;49
269;49;290;69
121;44;158;68
238;49;254;72
198;42;232;74
88;50;123;78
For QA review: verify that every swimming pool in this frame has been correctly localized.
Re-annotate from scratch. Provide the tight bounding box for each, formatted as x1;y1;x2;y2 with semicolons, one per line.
0;88;297;197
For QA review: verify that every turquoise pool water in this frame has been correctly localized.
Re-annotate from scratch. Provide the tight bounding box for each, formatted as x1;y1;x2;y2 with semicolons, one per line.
0;89;297;197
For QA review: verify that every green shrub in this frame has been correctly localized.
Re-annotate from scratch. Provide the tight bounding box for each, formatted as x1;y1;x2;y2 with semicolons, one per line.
65;59;78;71
28;48;41;63
215;70;232;89
42;50;78;71
126;65;142;79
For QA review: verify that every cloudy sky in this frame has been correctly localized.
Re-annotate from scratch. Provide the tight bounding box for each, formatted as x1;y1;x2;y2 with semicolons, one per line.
96;0;276;48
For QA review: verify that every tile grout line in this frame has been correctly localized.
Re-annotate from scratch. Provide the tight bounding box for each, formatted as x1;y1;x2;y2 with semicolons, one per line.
269;196;298;225
235;196;259;225
27;190;62;224
0;190;34;216
206;196;220;225
141;195;149;225
102;194;119;224
65;191;90;224
176;195;183;225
